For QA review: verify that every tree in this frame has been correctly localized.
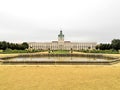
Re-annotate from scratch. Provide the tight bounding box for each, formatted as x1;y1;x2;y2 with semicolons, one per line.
0;41;29;50
96;43;112;50
111;39;120;50
21;42;29;50
0;42;2;49
1;41;8;50
70;48;73;53
95;45;99;50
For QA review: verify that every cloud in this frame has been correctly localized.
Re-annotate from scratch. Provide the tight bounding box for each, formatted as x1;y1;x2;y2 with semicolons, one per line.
0;0;120;43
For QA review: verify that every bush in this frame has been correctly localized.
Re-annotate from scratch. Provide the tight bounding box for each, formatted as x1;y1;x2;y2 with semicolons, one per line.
0;50;3;53
79;49;119;54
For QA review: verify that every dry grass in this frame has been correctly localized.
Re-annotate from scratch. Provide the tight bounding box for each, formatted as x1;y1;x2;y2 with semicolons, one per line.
103;54;120;58
0;65;120;90
0;52;48;59
0;53;120;90
35;51;49;54
73;51;120;58
0;54;19;58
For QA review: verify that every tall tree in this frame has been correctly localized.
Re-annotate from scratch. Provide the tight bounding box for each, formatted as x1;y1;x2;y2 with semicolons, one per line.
96;43;112;50
22;42;29;50
0;41;29;50
111;39;120;50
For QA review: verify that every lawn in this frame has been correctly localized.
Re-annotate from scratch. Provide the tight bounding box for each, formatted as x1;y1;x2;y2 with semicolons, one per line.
0;65;120;90
50;50;70;54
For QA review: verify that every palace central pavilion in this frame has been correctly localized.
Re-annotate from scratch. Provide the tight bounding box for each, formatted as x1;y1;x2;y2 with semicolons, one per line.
28;30;97;50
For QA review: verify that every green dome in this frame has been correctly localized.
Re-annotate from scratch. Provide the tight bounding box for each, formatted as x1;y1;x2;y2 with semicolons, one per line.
58;30;64;38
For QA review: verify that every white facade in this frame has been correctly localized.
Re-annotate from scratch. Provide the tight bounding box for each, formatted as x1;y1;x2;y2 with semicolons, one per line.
28;31;97;50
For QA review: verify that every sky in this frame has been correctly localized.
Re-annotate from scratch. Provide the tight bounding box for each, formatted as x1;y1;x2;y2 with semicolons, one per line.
0;0;120;43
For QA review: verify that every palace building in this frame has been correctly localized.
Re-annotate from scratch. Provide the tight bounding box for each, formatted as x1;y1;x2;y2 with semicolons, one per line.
28;30;97;50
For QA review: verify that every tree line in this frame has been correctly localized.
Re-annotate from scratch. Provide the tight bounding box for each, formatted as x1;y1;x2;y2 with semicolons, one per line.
0;41;29;50
96;39;120;51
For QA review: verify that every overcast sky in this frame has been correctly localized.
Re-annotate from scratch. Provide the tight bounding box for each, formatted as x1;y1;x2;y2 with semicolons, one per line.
0;0;120;43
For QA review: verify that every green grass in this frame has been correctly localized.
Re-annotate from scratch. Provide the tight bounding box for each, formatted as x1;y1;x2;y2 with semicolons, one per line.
0;49;44;54
0;50;28;54
79;49;119;54
50;50;70;54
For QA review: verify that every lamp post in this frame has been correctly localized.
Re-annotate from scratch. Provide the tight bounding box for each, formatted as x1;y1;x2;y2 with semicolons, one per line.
48;48;50;53
71;48;73;54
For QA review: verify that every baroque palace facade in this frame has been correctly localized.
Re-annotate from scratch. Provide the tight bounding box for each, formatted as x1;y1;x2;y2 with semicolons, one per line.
28;31;97;50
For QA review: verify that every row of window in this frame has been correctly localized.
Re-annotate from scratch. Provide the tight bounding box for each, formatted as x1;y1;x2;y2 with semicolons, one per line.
30;45;95;47
31;46;95;49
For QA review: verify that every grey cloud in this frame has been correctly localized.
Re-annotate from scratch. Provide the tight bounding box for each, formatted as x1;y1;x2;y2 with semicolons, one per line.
0;0;120;43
